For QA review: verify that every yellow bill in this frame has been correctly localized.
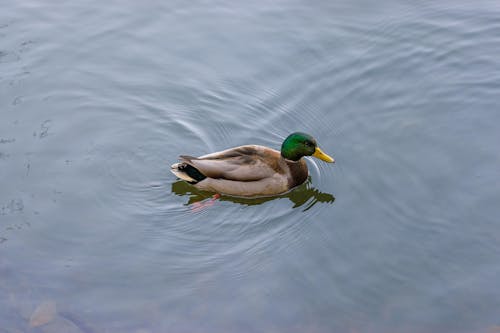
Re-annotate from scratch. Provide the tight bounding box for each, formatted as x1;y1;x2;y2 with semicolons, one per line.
312;147;335;163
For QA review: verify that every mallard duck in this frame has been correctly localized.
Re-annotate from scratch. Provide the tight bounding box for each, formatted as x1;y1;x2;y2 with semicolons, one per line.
171;132;334;197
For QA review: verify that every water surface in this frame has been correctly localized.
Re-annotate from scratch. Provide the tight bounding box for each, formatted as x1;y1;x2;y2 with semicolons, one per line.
1;1;500;332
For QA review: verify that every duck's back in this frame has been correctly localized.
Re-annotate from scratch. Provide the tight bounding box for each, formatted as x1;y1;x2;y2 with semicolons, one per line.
181;145;282;181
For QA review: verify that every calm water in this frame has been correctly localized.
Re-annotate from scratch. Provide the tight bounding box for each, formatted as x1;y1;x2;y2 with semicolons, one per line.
1;1;500;332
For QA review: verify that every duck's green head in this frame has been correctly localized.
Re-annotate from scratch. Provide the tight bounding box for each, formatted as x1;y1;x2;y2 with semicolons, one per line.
281;132;334;163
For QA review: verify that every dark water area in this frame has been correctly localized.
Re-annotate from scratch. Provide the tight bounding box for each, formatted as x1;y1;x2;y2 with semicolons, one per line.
1;0;500;332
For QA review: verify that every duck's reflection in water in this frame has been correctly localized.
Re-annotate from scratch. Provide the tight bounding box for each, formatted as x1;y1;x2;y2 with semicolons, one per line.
171;177;334;211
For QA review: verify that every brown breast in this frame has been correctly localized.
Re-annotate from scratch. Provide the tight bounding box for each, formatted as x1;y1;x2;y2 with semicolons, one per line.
285;158;308;188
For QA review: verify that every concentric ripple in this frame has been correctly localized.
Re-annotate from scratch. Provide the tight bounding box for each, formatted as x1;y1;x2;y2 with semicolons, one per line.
123;76;338;278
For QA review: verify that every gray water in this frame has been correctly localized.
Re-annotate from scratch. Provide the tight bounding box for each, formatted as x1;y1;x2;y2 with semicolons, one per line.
1;1;500;332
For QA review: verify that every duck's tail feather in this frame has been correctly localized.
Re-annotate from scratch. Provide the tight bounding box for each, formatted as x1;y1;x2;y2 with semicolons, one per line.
170;161;207;184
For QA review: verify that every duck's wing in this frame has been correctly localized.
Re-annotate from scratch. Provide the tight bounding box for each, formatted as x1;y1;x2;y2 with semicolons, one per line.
180;145;282;182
